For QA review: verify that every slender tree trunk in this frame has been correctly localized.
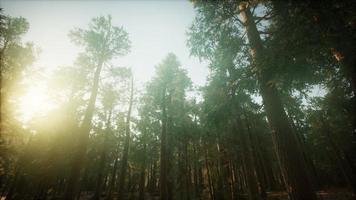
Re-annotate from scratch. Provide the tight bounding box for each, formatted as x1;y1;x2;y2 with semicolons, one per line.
5;134;34;200
320;115;356;194
243;111;267;199
193;145;200;199
288;113;320;190
65;60;104;200
184;141;191;200
160;87;168;200
204;148;214;200
332;47;356;176
93;110;112;200
118;76;134;198
229;161;236;200
238;2;317;200
5;170;20;200
106;157;118;200
151;161;157;193
166;92;174;199
234;115;261;200
139;141;147;200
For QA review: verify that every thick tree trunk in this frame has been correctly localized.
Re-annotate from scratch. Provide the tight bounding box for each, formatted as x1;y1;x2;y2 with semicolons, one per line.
64;60;104;200
118;76;134;198
239;2;317;200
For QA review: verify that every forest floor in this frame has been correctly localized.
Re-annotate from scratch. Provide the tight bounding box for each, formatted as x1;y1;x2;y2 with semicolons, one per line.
74;188;354;200
266;189;354;200
1;189;353;200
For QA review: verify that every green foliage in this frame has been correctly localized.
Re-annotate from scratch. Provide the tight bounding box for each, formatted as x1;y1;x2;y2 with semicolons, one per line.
69;15;130;61
0;15;36;181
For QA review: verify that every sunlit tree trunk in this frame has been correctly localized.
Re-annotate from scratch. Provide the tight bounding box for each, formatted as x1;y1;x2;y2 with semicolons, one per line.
118;76;134;198
239;2;317;199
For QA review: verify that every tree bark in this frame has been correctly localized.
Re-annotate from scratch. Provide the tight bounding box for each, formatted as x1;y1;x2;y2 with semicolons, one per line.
239;2;317;200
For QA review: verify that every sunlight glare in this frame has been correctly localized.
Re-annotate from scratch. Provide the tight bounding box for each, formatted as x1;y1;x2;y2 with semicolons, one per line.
18;85;55;124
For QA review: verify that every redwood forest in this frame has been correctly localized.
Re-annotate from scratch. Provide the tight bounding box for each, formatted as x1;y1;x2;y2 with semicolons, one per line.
0;1;355;200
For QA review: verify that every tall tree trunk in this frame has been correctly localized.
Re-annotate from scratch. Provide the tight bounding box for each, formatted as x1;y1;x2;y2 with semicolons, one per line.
228;161;236;200
204;148;214;200
238;2;317;200
184;141;191;200
65;60;104;200
234;115;261;200
321;114;356;194
5;134;34;200
288;113;321;190
138;141;147;200
243;111;267;199
160;87;168;200
166;92;174;199
93;110;112;200
150;161;157;193
106;157;118;200
193;145;200;199
118;76;134;198
331;46;356;175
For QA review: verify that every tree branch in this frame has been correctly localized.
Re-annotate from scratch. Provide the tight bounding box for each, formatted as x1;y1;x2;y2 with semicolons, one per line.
254;11;274;25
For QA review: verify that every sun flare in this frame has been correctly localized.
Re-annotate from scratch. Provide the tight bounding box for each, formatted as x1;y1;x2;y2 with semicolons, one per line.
18;85;55;123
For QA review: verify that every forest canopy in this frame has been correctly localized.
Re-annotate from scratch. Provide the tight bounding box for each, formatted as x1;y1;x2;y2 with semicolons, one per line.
0;1;355;200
